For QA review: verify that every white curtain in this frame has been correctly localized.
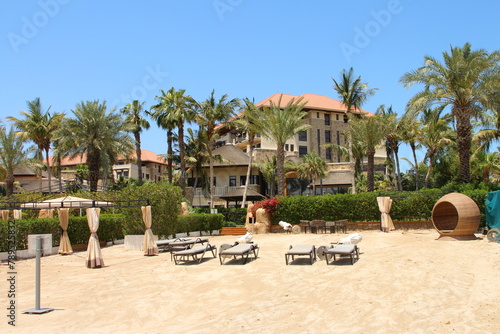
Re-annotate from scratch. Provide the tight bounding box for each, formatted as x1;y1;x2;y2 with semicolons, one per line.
377;196;395;232
141;206;158;256
58;208;73;255
85;207;104;268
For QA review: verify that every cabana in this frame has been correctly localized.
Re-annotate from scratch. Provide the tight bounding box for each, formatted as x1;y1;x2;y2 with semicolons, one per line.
2;194;152;268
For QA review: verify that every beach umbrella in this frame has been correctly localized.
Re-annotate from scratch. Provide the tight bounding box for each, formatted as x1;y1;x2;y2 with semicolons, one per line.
141;205;158;256
377;196;395;232
85;207;104;268
57;208;73;255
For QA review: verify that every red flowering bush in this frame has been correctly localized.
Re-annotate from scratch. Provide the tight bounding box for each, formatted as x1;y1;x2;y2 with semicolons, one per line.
251;197;281;216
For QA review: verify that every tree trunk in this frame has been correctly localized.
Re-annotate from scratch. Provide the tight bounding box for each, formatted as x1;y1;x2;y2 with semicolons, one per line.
135;132;143;185
45;148;52;193
87;151;100;192
410;142;419;190
167;130;173;183
367;146;375;192
209;154;214;209
276;145;286;196
5;175;14;196
241;139;254;208
453;105;472;183
425;151;435;188
348;131;356;194
394;146;402;191
178;121;186;192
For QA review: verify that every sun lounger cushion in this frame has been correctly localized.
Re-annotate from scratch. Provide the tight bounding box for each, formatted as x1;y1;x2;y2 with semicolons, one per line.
285;244;316;265
219;243;259;264
324;244;359;265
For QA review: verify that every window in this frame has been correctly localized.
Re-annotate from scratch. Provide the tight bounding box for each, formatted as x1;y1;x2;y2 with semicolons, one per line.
317;112;320;118
325;130;331;143
290;144;294;152
336;114;339;121
240;175;259;185
344;115;348;123
299;130;307;141
124;171;129;178
299;145;308;157
317;129;321;153
326;148;332;160
337;131;340;145
285;144;289;151
325;114;330;125
229;176;236;187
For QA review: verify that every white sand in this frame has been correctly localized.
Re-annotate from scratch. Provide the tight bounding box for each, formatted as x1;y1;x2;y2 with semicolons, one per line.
3;230;500;333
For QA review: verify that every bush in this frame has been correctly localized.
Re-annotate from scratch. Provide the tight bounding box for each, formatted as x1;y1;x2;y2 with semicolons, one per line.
113;182;185;238
176;213;224;235
0;214;126;252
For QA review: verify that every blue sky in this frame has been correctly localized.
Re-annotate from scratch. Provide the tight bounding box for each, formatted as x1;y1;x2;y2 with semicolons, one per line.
1;0;499;171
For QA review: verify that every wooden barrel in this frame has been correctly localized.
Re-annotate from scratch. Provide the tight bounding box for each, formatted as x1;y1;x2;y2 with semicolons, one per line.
432;193;480;237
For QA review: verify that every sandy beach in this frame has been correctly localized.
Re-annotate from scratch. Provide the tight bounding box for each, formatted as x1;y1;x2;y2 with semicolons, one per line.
2;229;500;333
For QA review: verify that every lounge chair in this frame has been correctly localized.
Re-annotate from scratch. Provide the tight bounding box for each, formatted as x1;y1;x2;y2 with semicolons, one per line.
173;244;217;265
219;243;259;265
322;244;359;265
285;244;316;265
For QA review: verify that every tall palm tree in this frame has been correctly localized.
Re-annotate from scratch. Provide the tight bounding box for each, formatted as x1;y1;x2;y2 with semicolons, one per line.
297;152;328;195
377;105;404;191
229;98;261;207
121;100;150;185
165;88;196;191
245;95;309;196
419;108;454;188
0;125;35;196
185;127;211;203
55;100;134;192
150;91;178;183
348;114;388;192
252;155;278;197
332;67;377;193
196;90;241;208
8;97;64;192
400;115;422;189
401;43;500;183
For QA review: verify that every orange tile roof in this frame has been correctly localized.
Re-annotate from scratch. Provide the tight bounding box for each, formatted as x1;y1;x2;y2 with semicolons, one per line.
48;150;168;167
256;93;374;116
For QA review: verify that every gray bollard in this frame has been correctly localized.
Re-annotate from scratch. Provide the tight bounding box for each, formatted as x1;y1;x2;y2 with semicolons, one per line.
23;236;54;314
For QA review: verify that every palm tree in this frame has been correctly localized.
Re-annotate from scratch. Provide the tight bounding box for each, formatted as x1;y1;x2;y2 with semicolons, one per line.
252;155;277;197
348;114;388;191
332;67;377;193
0;125;35;196
419;108;454;188
184;127;211;203
55;100;134;192
245;95;309;196
471;151;500;183
377;105;404;191
401;43;500;183
8;97;64;192
120;100;150;185
229;98;261;207
150;91;177;183
196;90;241;208
400;115;422;189
169;88;196;191
297;152;328;195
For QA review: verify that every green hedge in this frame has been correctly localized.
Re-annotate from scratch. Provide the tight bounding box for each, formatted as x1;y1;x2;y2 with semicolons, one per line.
0;214;125;252
273;189;489;228
176;213;224;235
